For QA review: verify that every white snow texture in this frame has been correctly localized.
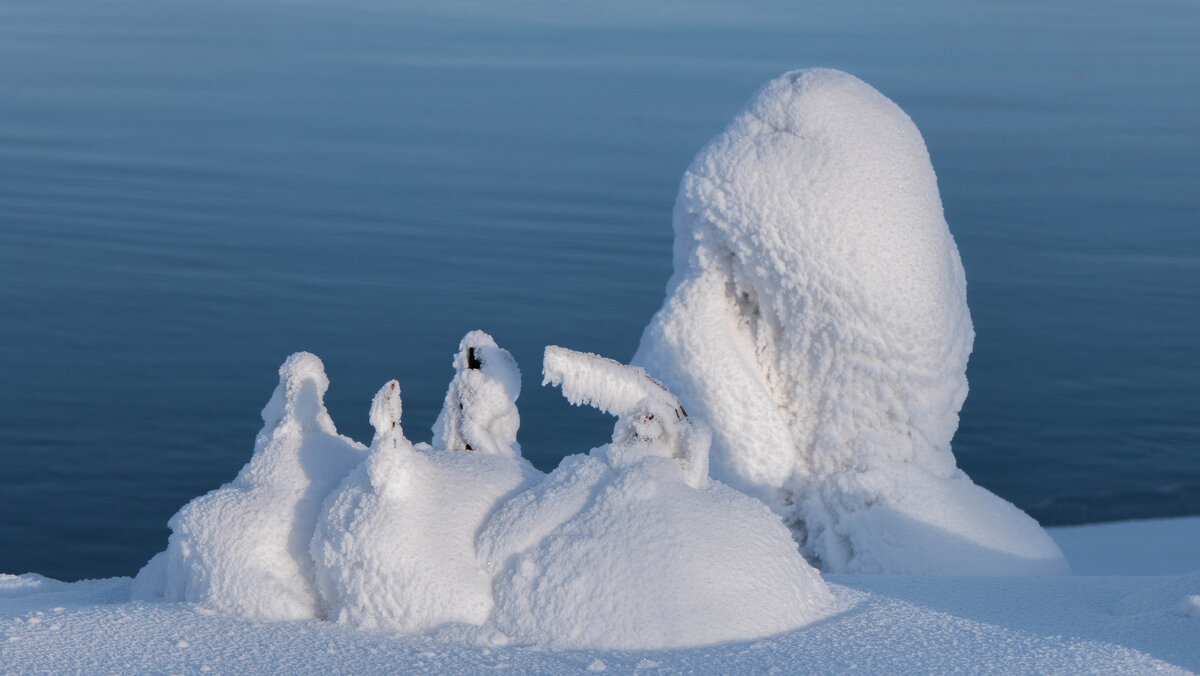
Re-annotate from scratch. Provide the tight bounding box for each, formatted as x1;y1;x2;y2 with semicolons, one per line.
311;377;539;632
432;330;524;458
132;336;833;648
475;346;833;649
131;352;368;620
634;68;1068;575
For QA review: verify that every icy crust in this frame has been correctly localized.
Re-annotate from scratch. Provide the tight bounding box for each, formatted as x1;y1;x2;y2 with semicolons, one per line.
311;380;539;632
633;68;1068;575
131;353;368;619
475;346;835;650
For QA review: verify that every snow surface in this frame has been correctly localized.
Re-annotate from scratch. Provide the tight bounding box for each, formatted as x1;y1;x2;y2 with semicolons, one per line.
633;68;1067;576
1051;517;1200;577
2;518;1198;674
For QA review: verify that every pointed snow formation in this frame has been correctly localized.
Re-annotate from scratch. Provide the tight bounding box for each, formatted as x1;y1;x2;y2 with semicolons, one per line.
131;352;367;619
432;330;522;458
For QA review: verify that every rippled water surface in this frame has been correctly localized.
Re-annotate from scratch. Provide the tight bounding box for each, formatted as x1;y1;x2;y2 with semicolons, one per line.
1;0;1197;579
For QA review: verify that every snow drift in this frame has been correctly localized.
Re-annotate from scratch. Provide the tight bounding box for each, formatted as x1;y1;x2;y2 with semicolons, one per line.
633;68;1068;575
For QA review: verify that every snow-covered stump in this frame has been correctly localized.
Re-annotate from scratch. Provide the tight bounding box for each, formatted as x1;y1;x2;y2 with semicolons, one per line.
633;69;1068;576
131;352;367;620
432;330;522;458
310;336;540;634
476;346;835;650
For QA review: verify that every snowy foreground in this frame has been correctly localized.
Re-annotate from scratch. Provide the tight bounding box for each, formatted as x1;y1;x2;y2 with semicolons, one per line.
2;519;1198;674
4;69;1198;672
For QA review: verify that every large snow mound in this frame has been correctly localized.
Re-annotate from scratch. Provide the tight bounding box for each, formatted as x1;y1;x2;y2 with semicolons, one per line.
131;352;368;620
634;68;1068;575
476;347;835;650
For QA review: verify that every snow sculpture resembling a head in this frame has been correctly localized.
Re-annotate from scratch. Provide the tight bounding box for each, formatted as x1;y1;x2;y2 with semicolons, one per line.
634;69;1068;576
433;330;523;458
476;346;835;650
131;352;368;619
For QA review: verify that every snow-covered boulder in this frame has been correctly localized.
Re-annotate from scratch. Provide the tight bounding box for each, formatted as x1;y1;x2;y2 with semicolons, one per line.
477;346;835;650
310;336;540;633
131;352;367;619
633;68;1068;576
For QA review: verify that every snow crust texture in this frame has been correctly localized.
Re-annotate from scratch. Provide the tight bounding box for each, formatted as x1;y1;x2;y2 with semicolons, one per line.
476;346;833;649
432;330;524;458
310;379;540;633
131;338;834;649
634;68;1068;576
7;517;1199;676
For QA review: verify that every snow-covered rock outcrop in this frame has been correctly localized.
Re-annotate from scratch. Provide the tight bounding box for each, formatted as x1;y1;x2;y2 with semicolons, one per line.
476;347;835;649
131;352;367;619
634;68;1068;576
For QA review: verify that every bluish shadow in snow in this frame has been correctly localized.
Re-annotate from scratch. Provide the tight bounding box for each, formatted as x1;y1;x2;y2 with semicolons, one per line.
828;573;1200;672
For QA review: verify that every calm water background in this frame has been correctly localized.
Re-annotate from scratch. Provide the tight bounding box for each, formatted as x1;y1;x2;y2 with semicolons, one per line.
1;0;1197;580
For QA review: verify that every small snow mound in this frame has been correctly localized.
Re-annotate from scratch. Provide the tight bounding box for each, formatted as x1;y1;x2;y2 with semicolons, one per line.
633;68;1067;576
1178;595;1200;618
368;380;404;442
132;352;367;620
432;331;523;458
475;347;835;650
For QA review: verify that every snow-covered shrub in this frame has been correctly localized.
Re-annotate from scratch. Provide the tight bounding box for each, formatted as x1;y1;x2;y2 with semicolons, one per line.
131;352;367;619
634;68;1068;575
432;330;523;458
309;336;540;632
476;346;835;649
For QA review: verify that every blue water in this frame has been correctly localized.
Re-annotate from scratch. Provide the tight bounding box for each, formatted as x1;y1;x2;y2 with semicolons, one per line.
1;0;1197;580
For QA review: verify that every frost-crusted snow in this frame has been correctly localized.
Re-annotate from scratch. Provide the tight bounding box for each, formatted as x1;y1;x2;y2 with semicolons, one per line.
131;352;368;620
125;339;837;650
543;346;708;488
432;330;524;458
633;68;1067;576
311;379;539;632
474;346;834;650
3;518;1198;674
